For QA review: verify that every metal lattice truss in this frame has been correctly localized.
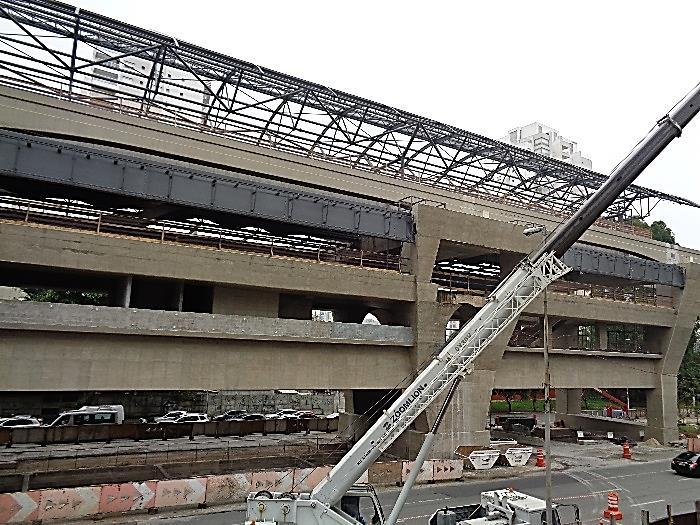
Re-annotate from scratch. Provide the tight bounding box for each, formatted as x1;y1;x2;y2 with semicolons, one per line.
0;0;696;219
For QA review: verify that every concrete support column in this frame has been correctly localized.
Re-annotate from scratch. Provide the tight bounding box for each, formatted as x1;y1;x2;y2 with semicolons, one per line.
644;263;700;442
341;390;354;413
554;388;582;418
645;375;679;443
598;324;608;350
175;281;184;312
116;275;132;308
427;325;516;456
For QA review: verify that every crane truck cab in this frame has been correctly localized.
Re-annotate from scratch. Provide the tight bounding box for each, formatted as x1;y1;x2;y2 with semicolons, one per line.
246;484;385;525
429;490;580;525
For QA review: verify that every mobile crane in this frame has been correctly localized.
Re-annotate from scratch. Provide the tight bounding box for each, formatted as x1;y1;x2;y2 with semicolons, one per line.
245;81;700;525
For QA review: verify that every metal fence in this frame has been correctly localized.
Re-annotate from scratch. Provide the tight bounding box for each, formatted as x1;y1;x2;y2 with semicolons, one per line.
434;270;673;308
0;196;407;272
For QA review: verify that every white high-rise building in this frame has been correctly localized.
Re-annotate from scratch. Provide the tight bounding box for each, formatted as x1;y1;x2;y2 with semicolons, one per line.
499;122;592;169
89;49;209;112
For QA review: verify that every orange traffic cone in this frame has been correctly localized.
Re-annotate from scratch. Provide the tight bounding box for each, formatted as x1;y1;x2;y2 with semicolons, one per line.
622;441;632;460
536;448;545;467
603;492;623;521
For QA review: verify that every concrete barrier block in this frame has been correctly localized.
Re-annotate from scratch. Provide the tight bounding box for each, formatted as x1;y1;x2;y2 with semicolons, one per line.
249;470;293;493
0;491;41;523
99;481;157;513
205;474;251;505
467;450;500;470
401;461;433;483
689;437;700;453
432;459;463;481
154;478;206;508
292;467;332;493
368;461;401;486
39;487;101;521
504;447;533;467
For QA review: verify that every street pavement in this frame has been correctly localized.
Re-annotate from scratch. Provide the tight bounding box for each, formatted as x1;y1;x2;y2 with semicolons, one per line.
126;458;699;525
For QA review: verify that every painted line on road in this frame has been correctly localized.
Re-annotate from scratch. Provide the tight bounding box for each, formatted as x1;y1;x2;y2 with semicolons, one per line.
630;500;664;507
397;513;433;523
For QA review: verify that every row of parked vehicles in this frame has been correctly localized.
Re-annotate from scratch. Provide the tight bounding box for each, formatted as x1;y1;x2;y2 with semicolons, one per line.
0;405;125;428
0;405;339;428
152;408;339;424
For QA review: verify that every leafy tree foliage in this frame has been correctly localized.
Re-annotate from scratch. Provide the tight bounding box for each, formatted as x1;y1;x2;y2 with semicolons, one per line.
626;218;676;244
678;319;700;404
650;220;675;244
22;288;108;306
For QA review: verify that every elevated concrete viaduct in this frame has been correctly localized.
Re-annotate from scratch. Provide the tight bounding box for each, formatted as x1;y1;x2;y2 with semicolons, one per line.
0;2;698;453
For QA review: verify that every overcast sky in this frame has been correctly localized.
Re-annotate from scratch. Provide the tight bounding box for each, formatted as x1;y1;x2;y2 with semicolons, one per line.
75;1;700;249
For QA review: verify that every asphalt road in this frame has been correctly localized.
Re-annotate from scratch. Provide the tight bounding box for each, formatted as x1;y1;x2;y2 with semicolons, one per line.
132;459;700;525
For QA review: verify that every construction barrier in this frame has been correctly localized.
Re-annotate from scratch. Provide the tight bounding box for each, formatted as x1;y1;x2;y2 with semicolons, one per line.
99;481;157;513
401;461;434;484
688;437;700;453
432;459;463;481
205;474;251;505
0;456;500;523
292;467;333;493
504;447;533;467
467;450;501;470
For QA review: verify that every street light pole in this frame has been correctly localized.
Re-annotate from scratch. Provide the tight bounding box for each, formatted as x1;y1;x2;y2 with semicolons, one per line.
543;285;553;525
523;223;553;525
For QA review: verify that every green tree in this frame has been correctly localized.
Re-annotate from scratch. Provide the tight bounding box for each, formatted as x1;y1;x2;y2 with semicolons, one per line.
626;218;676;244
650;220;675;244
22;288;108;306
678;319;700;404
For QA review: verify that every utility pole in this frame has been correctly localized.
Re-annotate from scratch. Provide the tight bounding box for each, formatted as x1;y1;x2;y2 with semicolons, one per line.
543;285;552;525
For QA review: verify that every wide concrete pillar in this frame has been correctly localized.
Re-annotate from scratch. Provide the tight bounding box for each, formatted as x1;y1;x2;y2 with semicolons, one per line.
554;388;582;418
646;375;679;442
644;262;700;442
427;325;516;456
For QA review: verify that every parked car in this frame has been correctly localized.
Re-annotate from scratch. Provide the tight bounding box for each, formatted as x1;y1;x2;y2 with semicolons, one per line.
46;405;124;427
238;413;266;421
671;451;700;477
154;410;187;423
213;410;247;421
324;412;340;420
168;413;209;424
0;416;41;428
295;411;318;419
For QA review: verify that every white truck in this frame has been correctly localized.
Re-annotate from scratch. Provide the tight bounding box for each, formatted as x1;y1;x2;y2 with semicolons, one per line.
429;490;580;525
244;81;700;525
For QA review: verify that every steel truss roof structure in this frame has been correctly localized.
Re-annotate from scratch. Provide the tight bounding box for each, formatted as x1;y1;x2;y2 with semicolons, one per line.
0;0;696;220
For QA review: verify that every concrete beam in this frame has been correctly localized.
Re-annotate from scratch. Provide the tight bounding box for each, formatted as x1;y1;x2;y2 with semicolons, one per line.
0;221;414;302
0;330;412;391
496;348;660;389
0;300;414;346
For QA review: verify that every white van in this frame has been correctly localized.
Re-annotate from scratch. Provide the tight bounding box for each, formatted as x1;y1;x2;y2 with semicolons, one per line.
46;405;125;427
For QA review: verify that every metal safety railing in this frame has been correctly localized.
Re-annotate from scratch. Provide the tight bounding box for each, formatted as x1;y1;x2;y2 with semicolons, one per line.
433;269;674;308
0;197;408;272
